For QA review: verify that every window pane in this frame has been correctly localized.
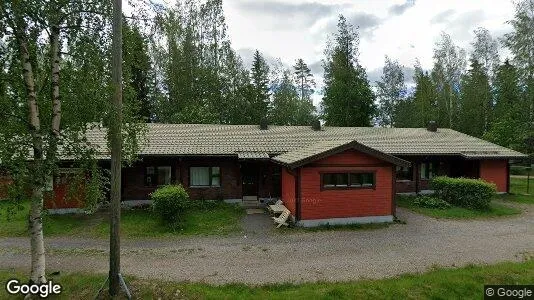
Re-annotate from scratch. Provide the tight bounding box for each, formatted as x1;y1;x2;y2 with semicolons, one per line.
190;167;210;186
158;166;171;185
211;167;220;186
361;173;374;186
336;173;348;186
349;173;362;186
420;163;427;179
396;166;413;181
323;173;335;187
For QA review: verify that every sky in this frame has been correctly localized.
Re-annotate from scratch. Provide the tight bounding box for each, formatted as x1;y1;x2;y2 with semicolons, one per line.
221;0;517;105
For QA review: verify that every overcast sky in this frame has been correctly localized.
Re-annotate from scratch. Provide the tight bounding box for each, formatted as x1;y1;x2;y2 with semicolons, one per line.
222;0;516;103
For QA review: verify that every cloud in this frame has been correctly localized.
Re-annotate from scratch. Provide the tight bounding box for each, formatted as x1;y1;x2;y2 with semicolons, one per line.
320;12;383;40
237;48;284;70
308;60;324;76
367;66;416;86
431;9;487;43
348;12;382;33
431;9;456;24
233;1;343;29
388;0;416;16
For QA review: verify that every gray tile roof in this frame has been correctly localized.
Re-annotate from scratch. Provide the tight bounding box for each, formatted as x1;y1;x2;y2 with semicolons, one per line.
237;152;270;160
271;140;411;168
83;123;526;160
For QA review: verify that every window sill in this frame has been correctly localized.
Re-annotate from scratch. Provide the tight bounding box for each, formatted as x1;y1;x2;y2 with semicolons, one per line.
321;186;376;191
189;186;221;189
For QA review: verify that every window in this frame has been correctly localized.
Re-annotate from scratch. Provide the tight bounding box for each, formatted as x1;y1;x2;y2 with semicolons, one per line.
145;166;172;186
190;167;220;187
322;172;375;189
396;166;413;181
420;162;437;180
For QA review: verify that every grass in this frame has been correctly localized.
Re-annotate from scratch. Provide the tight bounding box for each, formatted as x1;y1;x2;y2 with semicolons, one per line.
506;177;534;204
397;195;521;219
0;200;245;238
1;259;533;299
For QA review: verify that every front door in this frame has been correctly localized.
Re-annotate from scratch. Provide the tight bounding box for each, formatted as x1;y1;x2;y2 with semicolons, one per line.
241;163;258;199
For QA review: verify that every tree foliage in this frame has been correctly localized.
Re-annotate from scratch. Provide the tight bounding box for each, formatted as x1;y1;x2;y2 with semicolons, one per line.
321;15;375;127
376;56;406;127
431;32;466;129
458;59;492;137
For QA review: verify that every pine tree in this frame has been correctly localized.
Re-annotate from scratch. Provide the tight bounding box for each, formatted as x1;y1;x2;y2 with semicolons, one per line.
250;50;270;123
153;0;249;124
321;15;376;127
458;59;492;137
376;56;406;127
293;59;316;125
293;59;315;102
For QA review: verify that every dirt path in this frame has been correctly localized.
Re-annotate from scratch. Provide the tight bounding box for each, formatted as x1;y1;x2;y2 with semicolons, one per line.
1;206;533;284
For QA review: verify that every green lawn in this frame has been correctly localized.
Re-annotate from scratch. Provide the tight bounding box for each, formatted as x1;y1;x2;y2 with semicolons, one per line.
1;260;533;299
397;196;521;219
0;200;245;238
507;177;534;204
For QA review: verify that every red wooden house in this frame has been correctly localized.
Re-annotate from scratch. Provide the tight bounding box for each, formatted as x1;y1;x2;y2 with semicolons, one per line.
46;122;525;225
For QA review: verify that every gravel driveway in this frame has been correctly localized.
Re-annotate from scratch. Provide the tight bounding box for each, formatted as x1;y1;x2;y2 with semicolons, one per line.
1;205;533;284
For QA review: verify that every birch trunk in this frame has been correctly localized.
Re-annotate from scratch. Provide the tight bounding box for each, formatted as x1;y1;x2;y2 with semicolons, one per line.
19;38;47;284
51;24;61;138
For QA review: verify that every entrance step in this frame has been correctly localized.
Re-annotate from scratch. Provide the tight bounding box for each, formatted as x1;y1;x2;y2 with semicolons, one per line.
243;196;260;208
243;201;260;208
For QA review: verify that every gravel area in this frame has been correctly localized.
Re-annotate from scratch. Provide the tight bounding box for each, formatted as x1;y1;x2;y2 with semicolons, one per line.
1;205;533;284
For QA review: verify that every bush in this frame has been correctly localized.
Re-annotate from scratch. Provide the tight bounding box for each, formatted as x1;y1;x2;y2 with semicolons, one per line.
413;196;451;209
431;176;496;210
151;185;191;224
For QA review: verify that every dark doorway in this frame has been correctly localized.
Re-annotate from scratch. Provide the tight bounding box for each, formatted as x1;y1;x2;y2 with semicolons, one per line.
241;163;259;198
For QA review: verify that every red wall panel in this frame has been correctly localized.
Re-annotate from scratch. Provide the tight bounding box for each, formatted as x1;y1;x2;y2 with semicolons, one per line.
479;160;508;193
280;167;296;215
299;150;394;220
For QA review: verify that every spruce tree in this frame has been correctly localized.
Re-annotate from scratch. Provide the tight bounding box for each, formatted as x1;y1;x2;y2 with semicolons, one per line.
250;50;271;123
321;15;375;127
458;59;492;137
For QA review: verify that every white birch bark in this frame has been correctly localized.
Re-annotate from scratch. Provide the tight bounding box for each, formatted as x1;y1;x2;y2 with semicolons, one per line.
19;38;47;284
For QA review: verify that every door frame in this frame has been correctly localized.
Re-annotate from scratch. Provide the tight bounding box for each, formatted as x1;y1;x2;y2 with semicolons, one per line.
240;162;259;198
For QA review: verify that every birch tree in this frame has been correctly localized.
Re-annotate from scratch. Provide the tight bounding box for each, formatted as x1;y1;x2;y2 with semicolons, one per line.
376;56;406;127
0;0;111;285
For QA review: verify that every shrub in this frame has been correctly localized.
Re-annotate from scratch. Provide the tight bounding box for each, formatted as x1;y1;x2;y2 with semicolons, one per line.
151;185;191;224
431;176;496;210
413;196;451;209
